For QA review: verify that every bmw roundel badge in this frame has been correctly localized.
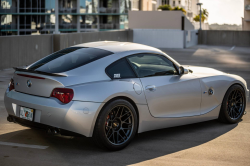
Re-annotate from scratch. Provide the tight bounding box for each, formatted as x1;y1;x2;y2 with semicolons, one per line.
27;80;32;88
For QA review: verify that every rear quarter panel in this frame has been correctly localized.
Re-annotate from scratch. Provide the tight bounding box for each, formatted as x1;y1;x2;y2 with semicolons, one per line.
69;78;147;104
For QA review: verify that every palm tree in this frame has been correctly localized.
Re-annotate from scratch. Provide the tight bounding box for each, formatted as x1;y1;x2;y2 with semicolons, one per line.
193;8;209;22
202;8;209;18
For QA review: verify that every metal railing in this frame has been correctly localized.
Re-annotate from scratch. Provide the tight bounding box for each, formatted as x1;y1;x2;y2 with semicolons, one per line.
0;24;17;30
19;24;55;30
99;7;119;13
80;24;98;29
0;7;17;13
99;23;119;29
59;23;77;29
59;8;77;13
19;8;55;13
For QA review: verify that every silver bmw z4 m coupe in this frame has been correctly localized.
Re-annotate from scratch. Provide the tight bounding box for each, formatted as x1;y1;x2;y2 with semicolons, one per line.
4;41;249;150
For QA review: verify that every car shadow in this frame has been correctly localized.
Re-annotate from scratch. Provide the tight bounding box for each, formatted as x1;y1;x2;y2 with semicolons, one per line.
0;119;237;166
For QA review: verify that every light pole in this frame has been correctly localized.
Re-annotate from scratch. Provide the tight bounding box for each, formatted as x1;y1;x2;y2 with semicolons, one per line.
197;3;203;30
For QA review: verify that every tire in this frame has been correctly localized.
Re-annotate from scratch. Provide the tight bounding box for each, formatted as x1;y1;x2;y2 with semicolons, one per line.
93;99;138;151
218;84;246;124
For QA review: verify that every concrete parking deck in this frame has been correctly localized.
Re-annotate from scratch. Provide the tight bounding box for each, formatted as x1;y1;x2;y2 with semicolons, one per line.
0;45;249;166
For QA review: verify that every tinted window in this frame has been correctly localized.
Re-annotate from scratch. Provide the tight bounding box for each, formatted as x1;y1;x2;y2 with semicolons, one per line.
106;58;136;79
27;47;113;73
127;54;177;78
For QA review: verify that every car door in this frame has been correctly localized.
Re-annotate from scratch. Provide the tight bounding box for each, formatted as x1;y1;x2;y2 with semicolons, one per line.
127;53;202;118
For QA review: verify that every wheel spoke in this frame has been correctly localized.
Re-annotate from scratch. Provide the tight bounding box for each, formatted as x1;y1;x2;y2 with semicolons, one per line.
117;131;125;141
115;107;121;118
108;130;114;139
121;111;130;118
123;115;132;122
106;127;111;135
121;128;128;138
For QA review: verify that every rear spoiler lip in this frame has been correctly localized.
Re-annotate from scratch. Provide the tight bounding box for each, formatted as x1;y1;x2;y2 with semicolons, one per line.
13;67;67;77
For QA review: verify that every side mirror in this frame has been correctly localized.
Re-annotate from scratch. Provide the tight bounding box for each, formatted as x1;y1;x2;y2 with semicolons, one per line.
179;66;188;75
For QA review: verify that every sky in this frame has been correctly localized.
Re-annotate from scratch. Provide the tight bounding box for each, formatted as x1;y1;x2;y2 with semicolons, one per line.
200;0;244;25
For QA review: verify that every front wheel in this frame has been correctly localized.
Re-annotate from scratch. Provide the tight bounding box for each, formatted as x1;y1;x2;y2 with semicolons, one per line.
218;85;246;124
93;99;138;151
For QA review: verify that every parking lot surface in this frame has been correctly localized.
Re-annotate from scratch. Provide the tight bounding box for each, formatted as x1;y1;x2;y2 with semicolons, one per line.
0;45;250;166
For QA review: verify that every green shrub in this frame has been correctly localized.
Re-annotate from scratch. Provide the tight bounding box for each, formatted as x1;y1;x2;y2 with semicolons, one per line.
157;5;172;10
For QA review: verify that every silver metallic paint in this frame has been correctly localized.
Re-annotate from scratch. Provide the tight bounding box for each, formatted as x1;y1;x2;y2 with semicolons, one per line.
4;41;249;138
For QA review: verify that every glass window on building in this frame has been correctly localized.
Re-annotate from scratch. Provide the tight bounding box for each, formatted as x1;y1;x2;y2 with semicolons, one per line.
80;15;98;29
131;0;139;11
120;0;130;13
1;14;16;30
162;0;169;5
1;0;12;9
120;15;128;29
80;0;98;13
173;0;175;6
19;0;55;13
59;15;77;29
59;0;76;13
19;15;55;30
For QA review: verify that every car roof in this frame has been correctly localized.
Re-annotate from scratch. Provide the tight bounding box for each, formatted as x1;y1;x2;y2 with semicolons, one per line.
73;41;161;53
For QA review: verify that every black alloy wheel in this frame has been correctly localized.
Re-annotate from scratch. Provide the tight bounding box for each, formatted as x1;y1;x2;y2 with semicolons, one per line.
219;85;246;124
93;99;138;151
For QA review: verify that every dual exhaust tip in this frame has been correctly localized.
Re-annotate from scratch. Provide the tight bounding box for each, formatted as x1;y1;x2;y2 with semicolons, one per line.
7;115;61;135
7;115;14;122
47;128;61;135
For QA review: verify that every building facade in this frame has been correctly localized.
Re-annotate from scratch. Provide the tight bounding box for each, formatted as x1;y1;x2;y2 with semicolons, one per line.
0;0;139;35
156;0;199;22
140;0;157;11
242;0;250;30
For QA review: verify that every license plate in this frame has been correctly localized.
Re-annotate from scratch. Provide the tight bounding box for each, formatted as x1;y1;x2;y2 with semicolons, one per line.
20;107;34;121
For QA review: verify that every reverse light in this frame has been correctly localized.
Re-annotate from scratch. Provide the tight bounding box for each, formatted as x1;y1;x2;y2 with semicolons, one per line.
8;78;15;91
51;88;74;104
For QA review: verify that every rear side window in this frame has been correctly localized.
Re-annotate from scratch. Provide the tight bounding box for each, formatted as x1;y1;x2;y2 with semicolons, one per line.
127;53;177;78
106;58;137;79
27;47;113;73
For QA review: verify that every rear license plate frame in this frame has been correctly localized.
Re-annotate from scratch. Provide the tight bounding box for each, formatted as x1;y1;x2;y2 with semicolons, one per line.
20;106;34;121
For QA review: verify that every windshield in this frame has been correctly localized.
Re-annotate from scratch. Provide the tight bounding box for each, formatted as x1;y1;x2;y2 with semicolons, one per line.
27;47;113;73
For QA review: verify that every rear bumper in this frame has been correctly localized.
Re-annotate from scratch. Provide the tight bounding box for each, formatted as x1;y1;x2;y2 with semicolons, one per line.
4;90;105;137
7;115;83;137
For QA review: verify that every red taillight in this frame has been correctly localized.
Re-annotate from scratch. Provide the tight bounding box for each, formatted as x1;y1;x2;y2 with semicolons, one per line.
8;78;15;91
51;88;74;104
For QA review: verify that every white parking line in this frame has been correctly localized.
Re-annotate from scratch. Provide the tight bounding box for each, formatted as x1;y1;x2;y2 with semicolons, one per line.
0;141;49;149
230;46;235;51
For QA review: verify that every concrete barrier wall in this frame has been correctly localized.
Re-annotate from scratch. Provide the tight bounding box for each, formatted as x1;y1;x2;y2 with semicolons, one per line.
0;35;53;70
133;29;185;48
185;30;198;48
198;30;250;47
0;30;132;70
54;30;132;51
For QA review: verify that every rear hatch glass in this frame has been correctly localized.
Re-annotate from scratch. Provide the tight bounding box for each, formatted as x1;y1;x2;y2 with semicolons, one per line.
27;47;113;73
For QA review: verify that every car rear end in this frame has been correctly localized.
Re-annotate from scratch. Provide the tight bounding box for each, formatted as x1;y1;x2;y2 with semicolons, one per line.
4;46;113;137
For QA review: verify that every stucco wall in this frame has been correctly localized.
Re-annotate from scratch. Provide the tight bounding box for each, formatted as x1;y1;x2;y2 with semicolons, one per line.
128;11;194;30
133;29;185;48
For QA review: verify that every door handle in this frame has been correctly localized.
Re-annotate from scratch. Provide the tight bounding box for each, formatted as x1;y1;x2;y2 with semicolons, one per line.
145;85;156;92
